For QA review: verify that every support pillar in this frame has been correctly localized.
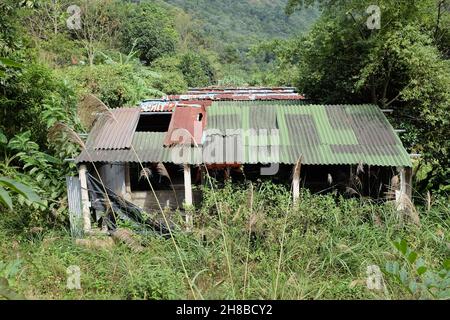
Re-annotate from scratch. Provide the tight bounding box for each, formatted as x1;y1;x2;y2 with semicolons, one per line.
292;162;301;204
405;167;413;199
184;164;193;230
124;163;132;201
78;164;91;233
396;166;412;211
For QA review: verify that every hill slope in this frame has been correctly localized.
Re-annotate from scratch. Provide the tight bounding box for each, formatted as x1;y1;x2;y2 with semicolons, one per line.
163;0;318;48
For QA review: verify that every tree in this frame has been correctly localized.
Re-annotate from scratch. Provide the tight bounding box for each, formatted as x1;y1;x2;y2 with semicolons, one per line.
24;0;72;40
121;3;178;64
179;52;217;87
285;0;450;192
288;2;450;194
69;0;121;66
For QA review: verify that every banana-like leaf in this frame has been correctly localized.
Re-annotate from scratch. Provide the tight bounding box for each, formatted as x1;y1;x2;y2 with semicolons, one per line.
0;177;42;206
0;186;12;210
0;130;7;144
0;57;22;68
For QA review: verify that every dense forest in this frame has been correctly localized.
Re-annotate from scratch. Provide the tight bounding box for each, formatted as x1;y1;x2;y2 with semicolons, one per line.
0;0;449;300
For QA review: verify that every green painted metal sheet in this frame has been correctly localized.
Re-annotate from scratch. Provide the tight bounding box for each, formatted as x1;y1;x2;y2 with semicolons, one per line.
205;102;411;167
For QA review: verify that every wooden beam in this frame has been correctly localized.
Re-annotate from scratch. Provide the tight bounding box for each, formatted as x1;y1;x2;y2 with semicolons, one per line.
124;163;132;201
78;164;91;233
396;166;413;211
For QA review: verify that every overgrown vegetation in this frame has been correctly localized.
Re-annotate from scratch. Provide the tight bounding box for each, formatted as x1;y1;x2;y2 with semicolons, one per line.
0;183;448;299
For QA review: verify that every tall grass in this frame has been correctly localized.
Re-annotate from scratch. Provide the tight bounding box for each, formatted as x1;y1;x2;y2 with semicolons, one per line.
0;182;449;299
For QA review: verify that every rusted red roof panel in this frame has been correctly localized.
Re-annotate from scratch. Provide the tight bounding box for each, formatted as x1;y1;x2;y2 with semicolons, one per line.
163;104;207;146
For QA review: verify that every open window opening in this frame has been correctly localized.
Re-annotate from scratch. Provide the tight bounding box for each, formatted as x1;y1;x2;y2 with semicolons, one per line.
136;113;172;132
130;163;184;191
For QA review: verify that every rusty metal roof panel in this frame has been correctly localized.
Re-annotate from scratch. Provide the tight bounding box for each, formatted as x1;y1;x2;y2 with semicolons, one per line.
86;108;141;150
163;104;207;146
160;93;305;101
77;132;202;164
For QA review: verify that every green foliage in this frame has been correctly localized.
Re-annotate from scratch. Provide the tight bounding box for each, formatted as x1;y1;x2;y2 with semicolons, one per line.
178;52;217;87
0;131;75;225
62;62;164;108
248;38;302;85
0;182;448;299
385;239;450;299
0;259;24;300
151;52;218;89
283;0;450;194
0;177;42;211
165;0;318;50
0;62;78;146
121;3;178;64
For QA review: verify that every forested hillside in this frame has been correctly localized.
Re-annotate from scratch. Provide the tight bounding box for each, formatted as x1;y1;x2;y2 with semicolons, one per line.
163;0;318;45
160;0;318;84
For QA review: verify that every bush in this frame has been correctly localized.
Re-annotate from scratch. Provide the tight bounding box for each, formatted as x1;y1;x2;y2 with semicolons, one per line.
178;52;217;87
62;63;163;108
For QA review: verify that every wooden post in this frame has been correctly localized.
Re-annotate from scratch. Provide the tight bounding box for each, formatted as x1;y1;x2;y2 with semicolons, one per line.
405;167;413;199
124;163;132;201
292;160;302;205
399;167;406;195
184;164;193;230
78;164;91;233
184;164;193;206
396;166;408;211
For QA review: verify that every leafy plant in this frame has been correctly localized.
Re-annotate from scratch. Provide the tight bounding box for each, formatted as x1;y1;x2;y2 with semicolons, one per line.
0;177;42;211
0;259;24;300
385;239;450;299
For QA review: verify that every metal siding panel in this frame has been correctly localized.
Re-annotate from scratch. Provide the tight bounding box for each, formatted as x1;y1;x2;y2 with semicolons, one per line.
66;176;83;238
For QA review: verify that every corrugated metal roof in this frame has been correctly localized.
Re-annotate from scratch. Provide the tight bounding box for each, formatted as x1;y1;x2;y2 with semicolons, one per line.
204;102;412;167
86;108;141;150
164;93;305;101
77;132;202;164
188;87;297;94
77;102;411;167
140;100;213;112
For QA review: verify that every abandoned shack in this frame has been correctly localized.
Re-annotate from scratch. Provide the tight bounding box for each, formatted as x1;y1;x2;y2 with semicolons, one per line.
74;87;412;232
